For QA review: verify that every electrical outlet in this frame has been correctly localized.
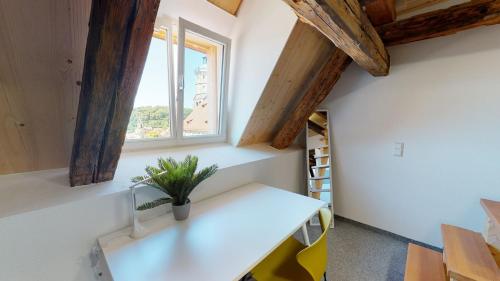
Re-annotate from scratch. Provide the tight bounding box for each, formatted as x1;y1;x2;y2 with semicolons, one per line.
393;142;404;157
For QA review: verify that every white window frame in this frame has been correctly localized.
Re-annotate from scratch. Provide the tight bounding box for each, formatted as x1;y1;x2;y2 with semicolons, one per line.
124;18;231;151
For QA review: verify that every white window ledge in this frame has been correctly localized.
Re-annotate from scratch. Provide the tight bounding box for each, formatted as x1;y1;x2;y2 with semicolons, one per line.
0;143;302;219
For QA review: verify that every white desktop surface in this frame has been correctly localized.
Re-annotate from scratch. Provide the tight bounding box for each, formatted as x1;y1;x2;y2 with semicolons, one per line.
98;183;324;281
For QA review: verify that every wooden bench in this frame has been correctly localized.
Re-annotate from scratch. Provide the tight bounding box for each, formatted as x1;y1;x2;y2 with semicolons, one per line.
441;224;500;281
404;243;446;281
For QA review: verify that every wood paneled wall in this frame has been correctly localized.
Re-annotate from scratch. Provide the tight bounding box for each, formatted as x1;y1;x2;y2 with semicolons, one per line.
238;21;335;146
0;0;91;174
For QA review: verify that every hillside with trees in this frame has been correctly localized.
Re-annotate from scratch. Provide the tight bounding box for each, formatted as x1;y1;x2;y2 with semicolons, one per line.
126;106;193;139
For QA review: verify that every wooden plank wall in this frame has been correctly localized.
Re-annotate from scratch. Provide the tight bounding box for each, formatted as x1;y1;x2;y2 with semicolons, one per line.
238;21;335;146
0;0;91;174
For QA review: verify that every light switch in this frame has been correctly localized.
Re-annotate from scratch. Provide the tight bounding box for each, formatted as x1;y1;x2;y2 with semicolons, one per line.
393;142;404;157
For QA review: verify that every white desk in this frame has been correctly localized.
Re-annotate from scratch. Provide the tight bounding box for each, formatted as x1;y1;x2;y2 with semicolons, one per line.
97;183;325;281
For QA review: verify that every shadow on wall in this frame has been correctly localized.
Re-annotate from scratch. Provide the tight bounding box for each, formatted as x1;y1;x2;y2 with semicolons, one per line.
323;63;370;103
389;25;500;66
324;24;500;104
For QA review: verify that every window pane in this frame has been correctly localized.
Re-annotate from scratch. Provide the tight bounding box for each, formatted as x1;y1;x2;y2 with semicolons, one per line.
182;31;223;137
127;34;171;140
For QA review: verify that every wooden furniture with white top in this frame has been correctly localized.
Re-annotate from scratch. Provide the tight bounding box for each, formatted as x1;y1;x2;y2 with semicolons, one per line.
97;183;325;281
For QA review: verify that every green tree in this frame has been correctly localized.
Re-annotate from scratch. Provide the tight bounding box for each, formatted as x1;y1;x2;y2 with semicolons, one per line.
127;106;170;133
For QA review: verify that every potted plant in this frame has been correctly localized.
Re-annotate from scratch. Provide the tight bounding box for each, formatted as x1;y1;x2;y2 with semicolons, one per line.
132;155;218;221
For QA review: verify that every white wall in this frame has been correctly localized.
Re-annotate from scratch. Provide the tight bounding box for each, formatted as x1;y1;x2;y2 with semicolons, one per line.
227;0;297;145
323;25;500;247
0;147;304;281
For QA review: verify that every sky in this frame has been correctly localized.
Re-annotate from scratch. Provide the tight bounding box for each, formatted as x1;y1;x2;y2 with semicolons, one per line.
133;37;205;110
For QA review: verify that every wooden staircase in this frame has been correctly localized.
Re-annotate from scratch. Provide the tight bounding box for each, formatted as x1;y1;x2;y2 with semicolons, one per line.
405;243;446;281
404;199;500;281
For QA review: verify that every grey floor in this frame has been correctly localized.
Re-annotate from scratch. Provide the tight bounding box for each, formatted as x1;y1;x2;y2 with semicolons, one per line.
296;218;408;281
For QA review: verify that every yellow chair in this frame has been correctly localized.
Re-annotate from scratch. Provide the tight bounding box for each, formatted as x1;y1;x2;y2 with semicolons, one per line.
251;208;332;281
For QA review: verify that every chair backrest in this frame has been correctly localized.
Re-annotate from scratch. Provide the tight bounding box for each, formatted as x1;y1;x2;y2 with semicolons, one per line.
296;208;332;281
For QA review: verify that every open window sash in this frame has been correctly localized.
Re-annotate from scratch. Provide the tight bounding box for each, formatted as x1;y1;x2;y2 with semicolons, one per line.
176;18;230;141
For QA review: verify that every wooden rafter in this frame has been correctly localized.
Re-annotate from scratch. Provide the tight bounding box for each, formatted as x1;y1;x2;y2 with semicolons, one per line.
361;0;396;26
282;0;389;76
70;0;160;186
378;0;500;46
271;48;352;149
238;22;334;146
396;0;450;16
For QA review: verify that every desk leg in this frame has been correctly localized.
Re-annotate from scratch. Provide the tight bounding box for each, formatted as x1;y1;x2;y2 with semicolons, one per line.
302;224;311;246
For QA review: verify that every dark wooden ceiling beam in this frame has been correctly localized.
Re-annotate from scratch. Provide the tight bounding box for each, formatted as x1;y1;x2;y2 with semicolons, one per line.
378;0;500;46
271;48;352;149
282;0;389;76
361;0;396;26
70;0;160;186
396;0;449;17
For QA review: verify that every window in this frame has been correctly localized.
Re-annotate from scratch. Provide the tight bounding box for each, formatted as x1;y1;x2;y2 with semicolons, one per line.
126;18;230;148
126;35;172;140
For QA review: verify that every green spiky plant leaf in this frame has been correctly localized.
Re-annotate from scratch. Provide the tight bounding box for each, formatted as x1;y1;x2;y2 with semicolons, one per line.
133;155;218;211
136;197;173;211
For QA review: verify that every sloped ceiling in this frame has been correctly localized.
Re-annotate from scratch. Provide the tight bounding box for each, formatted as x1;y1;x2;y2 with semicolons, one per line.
0;0;492;174
237;0;483;147
0;0;90;174
238;22;335;146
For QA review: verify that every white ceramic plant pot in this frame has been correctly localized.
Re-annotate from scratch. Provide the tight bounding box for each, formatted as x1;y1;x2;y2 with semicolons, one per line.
172;201;191;221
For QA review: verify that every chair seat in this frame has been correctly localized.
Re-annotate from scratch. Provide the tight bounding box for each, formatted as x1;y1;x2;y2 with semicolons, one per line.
251;236;312;281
